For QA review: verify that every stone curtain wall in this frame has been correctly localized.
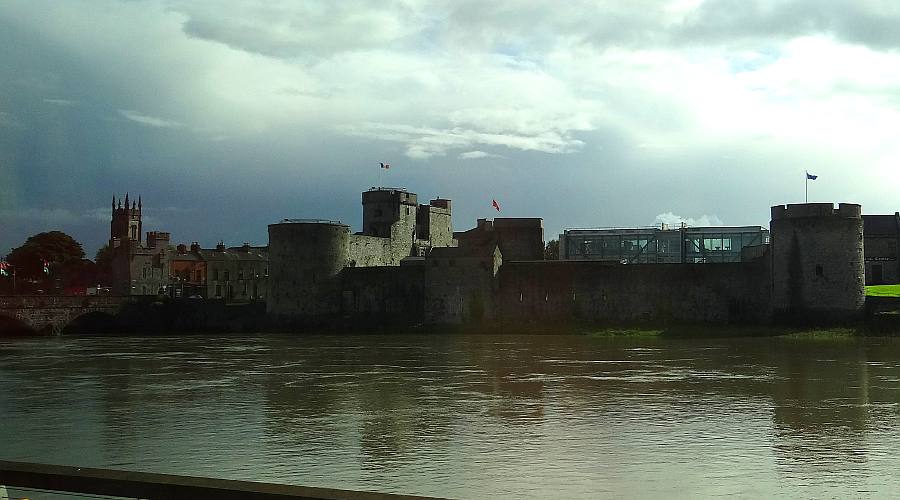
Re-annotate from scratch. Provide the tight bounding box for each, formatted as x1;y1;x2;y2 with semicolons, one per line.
497;260;773;326
424;253;500;325
348;235;392;267
339;266;425;324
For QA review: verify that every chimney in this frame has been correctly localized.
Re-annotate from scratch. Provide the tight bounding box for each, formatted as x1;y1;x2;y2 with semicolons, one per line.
177;243;187;254
190;242;200;253
216;241;226;252
241;242;251;252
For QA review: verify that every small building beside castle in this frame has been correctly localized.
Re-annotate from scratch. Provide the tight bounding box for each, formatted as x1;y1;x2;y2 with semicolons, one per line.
558;225;770;263
862;213;900;285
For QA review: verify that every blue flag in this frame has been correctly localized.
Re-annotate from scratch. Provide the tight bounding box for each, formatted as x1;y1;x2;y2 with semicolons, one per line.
806;172;817;180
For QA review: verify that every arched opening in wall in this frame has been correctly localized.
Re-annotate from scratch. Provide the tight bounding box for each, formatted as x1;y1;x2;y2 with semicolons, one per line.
0;314;37;336
815;265;824;277
61;311;119;335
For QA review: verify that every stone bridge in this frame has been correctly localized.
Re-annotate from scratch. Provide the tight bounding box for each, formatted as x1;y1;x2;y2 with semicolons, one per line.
0;295;134;335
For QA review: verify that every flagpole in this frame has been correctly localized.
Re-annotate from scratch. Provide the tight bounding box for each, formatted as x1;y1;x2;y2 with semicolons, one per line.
805;171;808;203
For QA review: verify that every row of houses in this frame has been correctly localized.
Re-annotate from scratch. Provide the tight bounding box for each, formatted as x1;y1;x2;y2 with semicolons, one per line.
108;195;267;302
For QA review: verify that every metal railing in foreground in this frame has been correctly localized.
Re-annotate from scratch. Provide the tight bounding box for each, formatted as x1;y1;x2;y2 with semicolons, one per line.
0;461;443;500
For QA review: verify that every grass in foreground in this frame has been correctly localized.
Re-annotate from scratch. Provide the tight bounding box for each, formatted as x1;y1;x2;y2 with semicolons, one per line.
867;284;900;297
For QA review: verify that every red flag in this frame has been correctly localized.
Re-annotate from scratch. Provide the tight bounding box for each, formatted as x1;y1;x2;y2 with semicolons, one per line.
380;162;390;169
492;199;500;212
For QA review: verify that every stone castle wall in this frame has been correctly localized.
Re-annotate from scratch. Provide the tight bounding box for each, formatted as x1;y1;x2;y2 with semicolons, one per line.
497;258;773;326
340;266;425;323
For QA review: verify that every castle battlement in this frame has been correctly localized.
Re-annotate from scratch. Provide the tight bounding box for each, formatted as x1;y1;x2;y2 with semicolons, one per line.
771;202;861;220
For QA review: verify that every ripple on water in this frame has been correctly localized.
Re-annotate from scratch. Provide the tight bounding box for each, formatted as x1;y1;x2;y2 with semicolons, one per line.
4;334;900;498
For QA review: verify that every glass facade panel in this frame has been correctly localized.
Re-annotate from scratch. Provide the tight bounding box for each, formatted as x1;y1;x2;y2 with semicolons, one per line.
563;226;769;264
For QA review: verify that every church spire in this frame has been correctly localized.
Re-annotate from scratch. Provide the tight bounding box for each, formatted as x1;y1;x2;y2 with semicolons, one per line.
138;196;142;211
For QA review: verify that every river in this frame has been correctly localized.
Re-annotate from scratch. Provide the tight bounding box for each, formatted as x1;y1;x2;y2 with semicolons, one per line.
1;333;900;499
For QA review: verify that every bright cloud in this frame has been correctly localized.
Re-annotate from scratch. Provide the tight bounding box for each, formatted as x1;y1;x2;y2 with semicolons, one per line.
654;212;724;227
118;109;184;128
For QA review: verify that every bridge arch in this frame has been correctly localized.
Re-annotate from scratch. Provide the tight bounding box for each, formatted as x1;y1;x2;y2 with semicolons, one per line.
0;313;37;336
62;310;120;335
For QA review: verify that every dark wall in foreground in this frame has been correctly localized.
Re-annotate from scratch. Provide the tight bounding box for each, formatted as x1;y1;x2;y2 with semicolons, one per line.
497;259;773;326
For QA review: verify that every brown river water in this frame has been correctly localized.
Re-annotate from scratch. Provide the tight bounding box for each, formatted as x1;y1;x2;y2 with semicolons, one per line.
1;333;900;499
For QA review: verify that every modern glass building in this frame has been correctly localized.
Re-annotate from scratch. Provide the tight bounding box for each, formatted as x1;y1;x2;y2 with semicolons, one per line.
559;225;769;264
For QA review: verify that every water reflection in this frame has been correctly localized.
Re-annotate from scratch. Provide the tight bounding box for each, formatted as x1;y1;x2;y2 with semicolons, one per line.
2;334;900;498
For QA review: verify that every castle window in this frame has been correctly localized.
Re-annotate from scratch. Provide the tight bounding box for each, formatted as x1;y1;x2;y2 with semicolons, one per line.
815;265;823;277
238;269;244;280
213;269;219;281
242;282;247;295
224;271;230;281
215;284;222;297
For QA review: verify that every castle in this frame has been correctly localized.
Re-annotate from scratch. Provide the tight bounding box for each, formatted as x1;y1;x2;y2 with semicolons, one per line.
268;191;868;327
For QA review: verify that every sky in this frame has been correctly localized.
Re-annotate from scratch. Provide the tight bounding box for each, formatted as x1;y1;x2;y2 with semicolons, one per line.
2;0;899;258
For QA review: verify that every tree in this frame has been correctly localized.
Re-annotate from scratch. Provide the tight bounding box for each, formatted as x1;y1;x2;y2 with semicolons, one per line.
544;239;559;260
95;243;114;269
93;243;115;286
6;231;86;290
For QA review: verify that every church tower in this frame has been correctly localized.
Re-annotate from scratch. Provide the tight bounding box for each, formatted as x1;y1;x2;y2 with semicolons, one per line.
110;193;142;249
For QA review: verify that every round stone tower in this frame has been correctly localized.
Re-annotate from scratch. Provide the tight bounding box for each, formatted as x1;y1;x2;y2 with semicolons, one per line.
267;220;350;321
770;203;865;321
